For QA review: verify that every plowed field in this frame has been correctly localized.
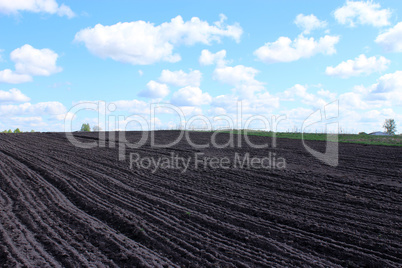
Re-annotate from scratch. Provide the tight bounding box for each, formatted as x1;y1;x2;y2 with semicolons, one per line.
0;131;400;267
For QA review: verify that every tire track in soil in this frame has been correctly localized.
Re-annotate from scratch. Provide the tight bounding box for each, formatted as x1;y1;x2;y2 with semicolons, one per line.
0;131;401;267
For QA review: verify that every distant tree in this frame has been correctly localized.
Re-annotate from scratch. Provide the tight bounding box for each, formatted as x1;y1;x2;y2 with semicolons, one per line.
80;123;91;132
92;125;102;132
7;129;12;133
31;130;35;132
383;119;396;135
358;132;367;135
13;128;21;133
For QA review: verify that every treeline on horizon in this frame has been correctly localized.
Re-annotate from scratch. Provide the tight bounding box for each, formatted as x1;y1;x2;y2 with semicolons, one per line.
1;128;35;133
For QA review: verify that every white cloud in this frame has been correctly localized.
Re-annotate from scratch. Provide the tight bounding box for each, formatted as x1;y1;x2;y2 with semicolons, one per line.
0;88;30;102
208;107;227;116
241;92;280;113
138;80;170;99
206;51;278;106
171;86;211;106
317;89;337;100
325;54;390;78
211;94;238;112
276;107;317;132
213;65;265;99
280;84;311;101
72;99;152;116
370;70;402;105
0;101;66;116
254;35;339;63
0;0;75;18
74;15;242;65
0;44;61;84
0;69;32;83
375;22;402;52
375;71;402;93
214;65;259;85
111;99;149;114
334;0;391;27
55;112;75;121
294;14;327;34
10;44;62;76
177;106;203;117
211;92;279;116
340;91;370;109
199;49;227;66
338;71;402;110
11;116;43;123
0;116;48;131
159;69;202;87
279;84;328;108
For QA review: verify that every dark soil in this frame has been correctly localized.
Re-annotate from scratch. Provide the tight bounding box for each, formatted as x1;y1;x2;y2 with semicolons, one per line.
0;131;400;267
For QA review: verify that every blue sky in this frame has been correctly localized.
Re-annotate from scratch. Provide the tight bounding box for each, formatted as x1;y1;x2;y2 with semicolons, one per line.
0;0;401;133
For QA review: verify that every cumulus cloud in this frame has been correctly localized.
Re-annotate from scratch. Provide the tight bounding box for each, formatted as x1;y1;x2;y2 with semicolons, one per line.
171;86;211;106
325;54;390;78
0;116;47;130
211;94;238;111
338;71;402;109
280;84;311;101
339;91;370;110
0;69;32;83
254;35;339;63
0;0;75;18
334;0;391;27
0;88;30;102
55;112;75;121
370;71;402;104
10;116;45;126
72;99;152;117
375;22;402;52
159;69;202;87
211;92;279;116
0;44;61;84
279;84;329;108
199;49;227;66
213;65;261;86
138;80;170;99
11;44;62;76
209;58;279;114
74;15;242;65
241;92;280;113
294;14;327;34
0;101;66;116
111;99;149;114
317;89;337;100
213;65;265;99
